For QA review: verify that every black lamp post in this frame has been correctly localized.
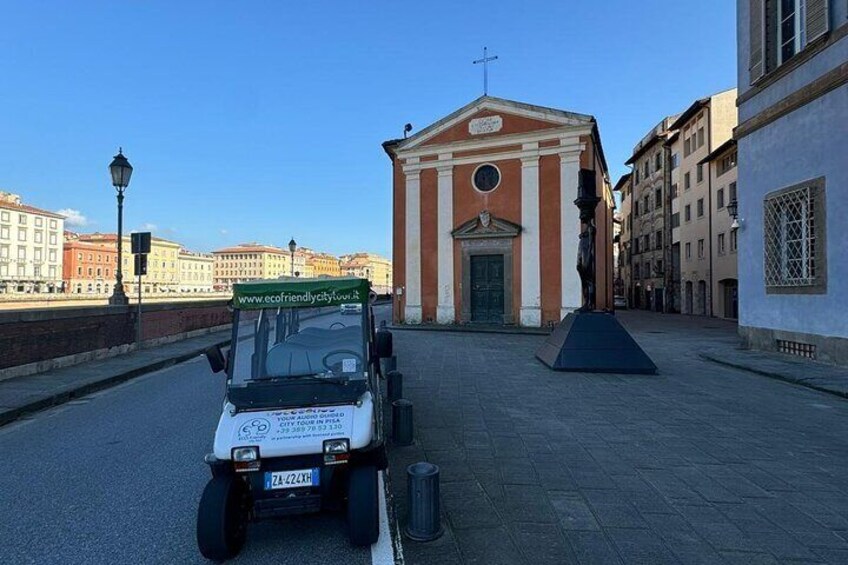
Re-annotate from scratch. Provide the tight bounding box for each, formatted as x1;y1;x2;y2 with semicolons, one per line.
288;238;297;277
108;148;133;305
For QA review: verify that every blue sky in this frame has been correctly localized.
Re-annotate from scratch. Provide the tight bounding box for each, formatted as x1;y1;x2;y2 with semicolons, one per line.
0;1;737;257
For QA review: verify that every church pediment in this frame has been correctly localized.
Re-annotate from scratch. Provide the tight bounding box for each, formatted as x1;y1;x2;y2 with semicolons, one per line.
452;210;522;240
396;96;595;151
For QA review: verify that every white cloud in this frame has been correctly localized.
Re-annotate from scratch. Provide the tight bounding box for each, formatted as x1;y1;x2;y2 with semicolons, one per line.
220;229;229;235
140;223;158;231
57;208;89;227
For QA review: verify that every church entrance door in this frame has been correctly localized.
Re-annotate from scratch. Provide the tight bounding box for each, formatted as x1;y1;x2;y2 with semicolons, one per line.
470;254;505;323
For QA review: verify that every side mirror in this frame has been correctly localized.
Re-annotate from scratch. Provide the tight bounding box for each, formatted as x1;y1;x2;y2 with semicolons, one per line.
375;328;393;359
205;345;227;374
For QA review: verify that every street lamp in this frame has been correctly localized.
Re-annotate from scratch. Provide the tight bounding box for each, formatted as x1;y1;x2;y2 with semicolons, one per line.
727;199;739;230
288;238;296;277
108;148;133;305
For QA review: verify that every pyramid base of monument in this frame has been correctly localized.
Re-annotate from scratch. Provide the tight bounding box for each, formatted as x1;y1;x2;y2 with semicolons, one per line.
536;311;657;374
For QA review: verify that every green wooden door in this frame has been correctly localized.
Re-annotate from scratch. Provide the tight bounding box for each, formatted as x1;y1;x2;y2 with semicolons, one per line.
470;254;505;323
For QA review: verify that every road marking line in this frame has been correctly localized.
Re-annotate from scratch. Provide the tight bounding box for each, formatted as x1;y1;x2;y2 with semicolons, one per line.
372;470;402;565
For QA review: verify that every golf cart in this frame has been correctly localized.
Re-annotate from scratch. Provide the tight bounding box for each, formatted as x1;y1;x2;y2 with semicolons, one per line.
197;277;392;561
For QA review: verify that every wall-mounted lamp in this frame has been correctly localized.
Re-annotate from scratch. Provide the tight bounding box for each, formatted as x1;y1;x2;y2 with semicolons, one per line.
727;199;740;230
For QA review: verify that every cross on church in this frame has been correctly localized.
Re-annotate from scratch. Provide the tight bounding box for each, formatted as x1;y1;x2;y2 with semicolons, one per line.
473;47;498;96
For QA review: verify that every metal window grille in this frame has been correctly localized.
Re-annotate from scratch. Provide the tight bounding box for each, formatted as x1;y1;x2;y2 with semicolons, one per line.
777;339;815;359
764;186;816;287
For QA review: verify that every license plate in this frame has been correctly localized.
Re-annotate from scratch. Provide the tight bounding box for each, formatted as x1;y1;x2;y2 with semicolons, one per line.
264;468;320;490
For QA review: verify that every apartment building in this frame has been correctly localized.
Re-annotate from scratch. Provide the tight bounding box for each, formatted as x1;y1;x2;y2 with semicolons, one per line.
736;0;846;363
612;173;632;305
77;233;181;295
212;243;291;289
624;117;677;312
0;192;64;294
178;250;215;293
63;232;117;294
670;89;737;317
701;139;739;319
301;248;342;278
340;253;393;294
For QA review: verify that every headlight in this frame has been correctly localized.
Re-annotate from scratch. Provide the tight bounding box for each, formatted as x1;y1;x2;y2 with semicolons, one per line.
232;446;259;462
323;439;350;454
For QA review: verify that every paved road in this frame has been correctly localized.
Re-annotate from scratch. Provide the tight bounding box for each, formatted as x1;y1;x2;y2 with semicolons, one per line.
0;305;392;565
389;311;848;564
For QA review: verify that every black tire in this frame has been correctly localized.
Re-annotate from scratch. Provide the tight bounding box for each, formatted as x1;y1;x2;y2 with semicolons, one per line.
347;465;379;546
197;475;248;561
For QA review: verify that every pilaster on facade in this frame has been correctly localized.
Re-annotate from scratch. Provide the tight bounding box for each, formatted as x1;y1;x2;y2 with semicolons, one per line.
404;161;422;324
520;148;541;327
436;159;455;324
559;150;582;316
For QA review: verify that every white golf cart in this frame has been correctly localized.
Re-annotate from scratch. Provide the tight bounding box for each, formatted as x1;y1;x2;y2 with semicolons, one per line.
197;277;392;561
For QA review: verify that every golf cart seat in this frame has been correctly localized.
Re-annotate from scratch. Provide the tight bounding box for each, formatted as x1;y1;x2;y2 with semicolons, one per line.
265;342;362;378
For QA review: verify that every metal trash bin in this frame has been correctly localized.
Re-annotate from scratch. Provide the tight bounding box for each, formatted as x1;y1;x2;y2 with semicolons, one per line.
405;462;443;541
387;370;403;401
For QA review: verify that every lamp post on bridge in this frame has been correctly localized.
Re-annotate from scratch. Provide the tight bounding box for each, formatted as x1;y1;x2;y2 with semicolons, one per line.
108;148;133;306
288;238;297;277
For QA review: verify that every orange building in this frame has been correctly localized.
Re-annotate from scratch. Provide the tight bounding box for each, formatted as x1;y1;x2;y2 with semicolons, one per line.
63;233;118;294
383;96;614;327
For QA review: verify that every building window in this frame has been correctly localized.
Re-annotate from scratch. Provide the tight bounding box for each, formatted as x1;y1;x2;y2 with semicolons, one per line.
34;230;43;244
634;264;641;279
18;228;26;242
34;249;42;261
718;151;737;176
698;239;705;259
684;137;691;157
763;179;826;291
655;260;663;275
697;199;705;218
697;127;705;148
671;184;679;199
730;229;738;252
0;226;7;240
655;230;663;250
685;242;692;260
644;161;649;178
684;172;691;190
655;153;662;172
0;211;8;221
671;213;680;228
17;247;26;260
697;164;704;183
18;214;26;225
634;201;640;216
684;205;691;222
729;181;737;203
655;188;662;208
671;153;679;169
78;266;82;276
718;233;726;255
472;163;501;193
717;188;725;209
49;233;57;245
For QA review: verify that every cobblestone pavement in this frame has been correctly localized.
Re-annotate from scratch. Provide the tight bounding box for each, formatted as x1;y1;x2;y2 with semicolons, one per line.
387;312;848;564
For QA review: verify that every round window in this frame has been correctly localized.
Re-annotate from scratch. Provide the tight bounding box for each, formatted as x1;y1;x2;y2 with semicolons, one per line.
472;164;501;192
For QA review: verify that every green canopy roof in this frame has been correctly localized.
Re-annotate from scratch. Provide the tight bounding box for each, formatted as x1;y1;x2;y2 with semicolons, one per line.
232;277;371;310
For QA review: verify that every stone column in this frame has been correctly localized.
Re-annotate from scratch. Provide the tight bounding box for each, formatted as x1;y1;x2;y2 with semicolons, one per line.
560;152;582;317
404;166;422;324
520;150;541;327
436;163;455;324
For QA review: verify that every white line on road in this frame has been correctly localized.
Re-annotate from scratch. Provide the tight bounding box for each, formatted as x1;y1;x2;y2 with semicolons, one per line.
372;470;402;565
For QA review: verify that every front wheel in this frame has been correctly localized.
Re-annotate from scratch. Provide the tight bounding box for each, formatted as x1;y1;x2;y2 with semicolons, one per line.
197;475;248;561
347;465;379;546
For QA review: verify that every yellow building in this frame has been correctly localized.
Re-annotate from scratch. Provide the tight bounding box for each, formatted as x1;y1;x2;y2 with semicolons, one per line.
178;249;215;293
212;243;292;289
301;248;341;278
78;233;181;295
340;253;393;294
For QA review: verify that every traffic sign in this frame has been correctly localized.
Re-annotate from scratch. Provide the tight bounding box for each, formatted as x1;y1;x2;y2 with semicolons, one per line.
134;254;148;276
131;232;151;255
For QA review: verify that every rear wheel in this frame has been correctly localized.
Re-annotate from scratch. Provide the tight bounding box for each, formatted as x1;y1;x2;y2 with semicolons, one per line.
347;465;379;546
197;475;248;561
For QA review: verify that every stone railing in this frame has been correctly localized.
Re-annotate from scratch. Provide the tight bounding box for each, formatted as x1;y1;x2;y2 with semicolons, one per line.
0;301;231;380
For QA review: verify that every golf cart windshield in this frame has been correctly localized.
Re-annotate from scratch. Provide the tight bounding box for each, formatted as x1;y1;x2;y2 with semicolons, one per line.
231;307;366;385
227;278;372;391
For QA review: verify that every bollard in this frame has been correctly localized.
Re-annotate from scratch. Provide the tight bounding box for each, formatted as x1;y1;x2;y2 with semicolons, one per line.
387;370;403;401
405;462;443;541
381;354;397;376
392;399;413;446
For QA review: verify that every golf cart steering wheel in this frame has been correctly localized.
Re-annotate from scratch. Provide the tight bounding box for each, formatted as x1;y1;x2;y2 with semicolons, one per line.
329;322;346;329
322;349;363;371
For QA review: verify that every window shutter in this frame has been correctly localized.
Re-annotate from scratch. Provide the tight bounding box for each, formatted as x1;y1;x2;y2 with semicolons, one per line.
749;0;766;83
805;0;830;44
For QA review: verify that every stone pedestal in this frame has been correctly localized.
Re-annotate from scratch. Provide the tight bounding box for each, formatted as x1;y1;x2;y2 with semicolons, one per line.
536;311;657;374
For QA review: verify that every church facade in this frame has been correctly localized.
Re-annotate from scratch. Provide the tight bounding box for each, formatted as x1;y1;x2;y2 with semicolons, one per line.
384;96;615;328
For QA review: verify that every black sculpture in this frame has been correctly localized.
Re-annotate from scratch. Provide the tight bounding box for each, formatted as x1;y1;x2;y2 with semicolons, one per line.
575;170;600;311
535;168;657;374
